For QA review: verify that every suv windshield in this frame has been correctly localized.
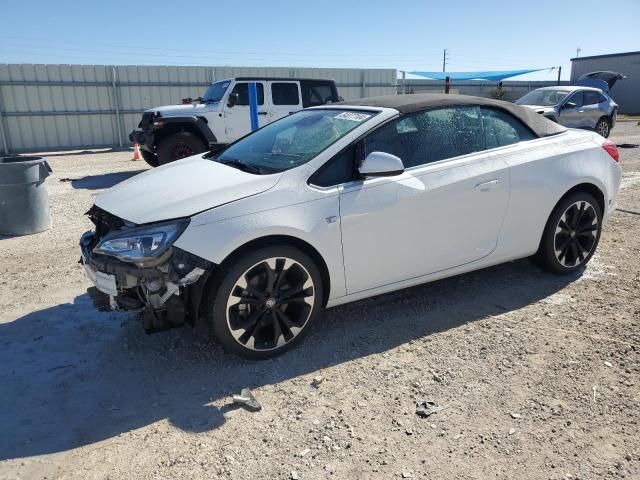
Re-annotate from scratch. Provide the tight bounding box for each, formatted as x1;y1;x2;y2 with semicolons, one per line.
202;80;231;103
214;109;376;173
516;89;570;107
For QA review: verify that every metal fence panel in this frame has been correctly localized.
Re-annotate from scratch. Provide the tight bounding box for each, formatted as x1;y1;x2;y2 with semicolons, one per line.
0;64;397;153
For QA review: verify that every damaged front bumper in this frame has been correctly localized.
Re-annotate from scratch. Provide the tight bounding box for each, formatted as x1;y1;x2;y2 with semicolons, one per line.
80;230;214;332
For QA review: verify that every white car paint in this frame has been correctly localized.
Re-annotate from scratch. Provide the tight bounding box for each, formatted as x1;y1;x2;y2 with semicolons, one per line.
97;104;621;309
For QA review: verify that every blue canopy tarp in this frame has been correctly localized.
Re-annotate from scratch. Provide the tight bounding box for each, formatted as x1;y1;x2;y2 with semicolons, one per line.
409;69;544;81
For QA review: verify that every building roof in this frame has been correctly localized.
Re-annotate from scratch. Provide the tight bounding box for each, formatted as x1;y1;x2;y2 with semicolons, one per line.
338;93;567;137
570;51;640;62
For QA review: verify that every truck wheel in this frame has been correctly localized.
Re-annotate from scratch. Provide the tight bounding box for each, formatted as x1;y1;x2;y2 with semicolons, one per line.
203;245;324;360
157;132;206;165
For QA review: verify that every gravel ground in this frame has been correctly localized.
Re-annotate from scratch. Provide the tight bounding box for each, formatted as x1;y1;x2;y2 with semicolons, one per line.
1;123;639;480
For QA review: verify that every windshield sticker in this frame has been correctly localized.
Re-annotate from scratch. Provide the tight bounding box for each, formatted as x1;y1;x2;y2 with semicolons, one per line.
334;112;372;122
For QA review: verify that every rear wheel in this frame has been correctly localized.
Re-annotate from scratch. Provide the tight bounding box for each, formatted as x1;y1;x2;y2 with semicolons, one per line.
535;192;602;274
204;245;323;360
595;117;611;138
157;132;206;166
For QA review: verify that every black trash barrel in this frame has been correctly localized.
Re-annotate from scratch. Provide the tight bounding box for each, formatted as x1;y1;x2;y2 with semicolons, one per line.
0;156;53;236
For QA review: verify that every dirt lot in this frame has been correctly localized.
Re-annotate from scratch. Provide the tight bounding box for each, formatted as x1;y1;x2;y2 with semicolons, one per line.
1;123;639;480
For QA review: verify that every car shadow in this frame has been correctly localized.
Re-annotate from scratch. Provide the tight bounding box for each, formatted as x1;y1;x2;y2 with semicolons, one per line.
0;259;580;460
59;170;147;190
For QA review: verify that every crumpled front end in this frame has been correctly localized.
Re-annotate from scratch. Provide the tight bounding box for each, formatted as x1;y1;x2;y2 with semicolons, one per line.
80;206;214;332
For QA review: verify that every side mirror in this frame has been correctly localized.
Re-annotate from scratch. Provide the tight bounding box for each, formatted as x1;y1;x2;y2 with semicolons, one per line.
358;151;404;178
563;101;577;110
227;92;239;107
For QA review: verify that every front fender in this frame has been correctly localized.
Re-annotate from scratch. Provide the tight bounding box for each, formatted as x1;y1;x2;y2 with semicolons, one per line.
174;189;346;300
155;116;217;144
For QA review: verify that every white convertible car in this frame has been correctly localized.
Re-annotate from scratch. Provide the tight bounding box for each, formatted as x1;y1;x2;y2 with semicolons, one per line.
80;94;622;359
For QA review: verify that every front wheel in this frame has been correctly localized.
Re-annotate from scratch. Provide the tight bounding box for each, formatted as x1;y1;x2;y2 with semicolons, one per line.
535;192;602;274
595;117;611;138
156;132;206;166
204;246;324;360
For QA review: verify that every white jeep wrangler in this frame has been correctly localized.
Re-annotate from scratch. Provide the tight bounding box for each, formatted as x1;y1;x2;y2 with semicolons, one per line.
130;77;341;166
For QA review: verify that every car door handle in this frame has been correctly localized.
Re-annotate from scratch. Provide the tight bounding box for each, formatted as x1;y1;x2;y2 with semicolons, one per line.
474;179;500;191
258;111;268;116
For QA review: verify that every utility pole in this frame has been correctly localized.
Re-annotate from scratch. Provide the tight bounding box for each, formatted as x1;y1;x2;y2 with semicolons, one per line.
557;66;562;86
442;49;449;72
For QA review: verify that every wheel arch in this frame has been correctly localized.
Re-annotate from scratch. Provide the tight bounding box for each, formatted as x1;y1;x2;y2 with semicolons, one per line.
153;117;215;148
536;181;605;251
213;234;332;308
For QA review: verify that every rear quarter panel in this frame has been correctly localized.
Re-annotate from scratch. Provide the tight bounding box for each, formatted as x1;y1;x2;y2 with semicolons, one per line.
492;130;620;260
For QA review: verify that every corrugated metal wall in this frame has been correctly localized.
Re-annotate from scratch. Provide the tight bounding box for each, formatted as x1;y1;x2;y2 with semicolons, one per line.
399;80;570;102
570;53;640;114
0;64;397;153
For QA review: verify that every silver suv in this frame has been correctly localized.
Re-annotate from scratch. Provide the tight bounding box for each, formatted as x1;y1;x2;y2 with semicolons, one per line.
515;71;624;138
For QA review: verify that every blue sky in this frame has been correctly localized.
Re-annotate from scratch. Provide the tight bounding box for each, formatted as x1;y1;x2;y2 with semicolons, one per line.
1;0;638;80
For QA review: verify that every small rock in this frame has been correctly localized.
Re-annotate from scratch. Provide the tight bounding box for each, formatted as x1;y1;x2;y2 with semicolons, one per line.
508;428;516;435
510;413;522;419
291;470;299;480
311;375;325;387
604;361;613;368
401;471;413;478
405;428;413;435
299;448;311;457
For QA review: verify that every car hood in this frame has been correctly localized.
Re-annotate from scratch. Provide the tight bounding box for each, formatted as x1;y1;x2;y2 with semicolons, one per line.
95;155;281;224
145;103;218;116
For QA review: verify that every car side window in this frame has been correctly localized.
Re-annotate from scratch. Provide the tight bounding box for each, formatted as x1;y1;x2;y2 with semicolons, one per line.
481;108;537;149
230;82;265;106
583;91;601;106
566;91;584;107
301;82;334;107
271;83;300;106
364;107;484;168
310;145;357;187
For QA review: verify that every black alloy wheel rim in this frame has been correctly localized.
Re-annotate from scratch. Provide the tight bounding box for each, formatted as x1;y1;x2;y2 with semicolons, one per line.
226;257;315;351
554;201;598;268
171;141;194;160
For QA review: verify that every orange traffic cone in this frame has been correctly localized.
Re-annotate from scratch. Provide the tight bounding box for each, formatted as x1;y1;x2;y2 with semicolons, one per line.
133;143;142;161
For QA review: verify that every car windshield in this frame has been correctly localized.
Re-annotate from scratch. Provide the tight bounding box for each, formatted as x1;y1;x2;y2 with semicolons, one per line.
202;80;231;103
515;89;570;107
213;109;376;173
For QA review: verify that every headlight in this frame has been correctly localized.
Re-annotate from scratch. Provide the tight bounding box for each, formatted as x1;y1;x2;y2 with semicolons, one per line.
94;219;189;263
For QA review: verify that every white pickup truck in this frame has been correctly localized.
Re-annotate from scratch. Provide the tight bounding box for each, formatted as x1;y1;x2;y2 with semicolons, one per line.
129;77;341;166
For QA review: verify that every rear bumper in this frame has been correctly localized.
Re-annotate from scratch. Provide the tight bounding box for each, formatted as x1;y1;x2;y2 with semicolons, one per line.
80;230;214;331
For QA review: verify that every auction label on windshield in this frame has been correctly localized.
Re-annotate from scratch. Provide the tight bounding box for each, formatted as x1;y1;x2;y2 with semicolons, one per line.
334;111;372;122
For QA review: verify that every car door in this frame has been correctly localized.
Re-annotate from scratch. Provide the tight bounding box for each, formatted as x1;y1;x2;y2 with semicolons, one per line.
582;90;604;128
338;106;510;294
268;81;302;123
558;91;585;128
223;81;268;141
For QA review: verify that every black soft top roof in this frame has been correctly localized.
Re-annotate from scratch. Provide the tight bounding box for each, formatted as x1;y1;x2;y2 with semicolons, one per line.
338;93;567;138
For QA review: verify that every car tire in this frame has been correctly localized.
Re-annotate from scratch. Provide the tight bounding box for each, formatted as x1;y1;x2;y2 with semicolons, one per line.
157;132;206;166
534;192;602;275
595;117;611;138
203;245;324;360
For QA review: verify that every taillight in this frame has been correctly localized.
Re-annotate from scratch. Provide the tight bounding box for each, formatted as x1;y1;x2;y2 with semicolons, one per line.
602;140;619;163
